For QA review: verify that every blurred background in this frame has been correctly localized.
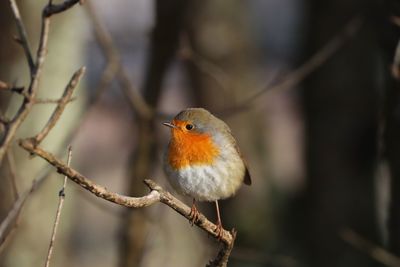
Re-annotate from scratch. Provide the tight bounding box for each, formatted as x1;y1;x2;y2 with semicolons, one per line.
1;0;400;266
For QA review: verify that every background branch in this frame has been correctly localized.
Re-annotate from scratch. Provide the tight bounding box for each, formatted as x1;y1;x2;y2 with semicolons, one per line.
0;167;53;251
340;228;400;267
218;16;364;117
85;0;154;120
6;151;19;200
8;0;34;72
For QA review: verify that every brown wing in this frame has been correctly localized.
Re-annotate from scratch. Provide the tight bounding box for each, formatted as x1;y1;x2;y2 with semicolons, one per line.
217;118;252;185
233;140;252;186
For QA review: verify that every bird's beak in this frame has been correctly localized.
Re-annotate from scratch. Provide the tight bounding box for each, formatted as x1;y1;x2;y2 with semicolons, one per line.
163;122;177;129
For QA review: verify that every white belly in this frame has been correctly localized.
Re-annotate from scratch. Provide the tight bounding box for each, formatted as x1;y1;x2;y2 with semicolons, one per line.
164;152;245;201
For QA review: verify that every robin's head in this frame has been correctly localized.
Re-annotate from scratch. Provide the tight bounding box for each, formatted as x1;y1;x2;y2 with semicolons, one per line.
163;108;228;137
163;108;229;169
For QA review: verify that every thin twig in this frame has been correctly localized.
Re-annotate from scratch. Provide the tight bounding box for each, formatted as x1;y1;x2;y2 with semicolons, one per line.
252;16;362;99
180;40;233;96
8;0;35;72
19;139;236;266
84;0;119;103
33;67;85;145
44;146;72;267
218;16;364;117
0;166;53;251
34;96;77;104
340;228;400;267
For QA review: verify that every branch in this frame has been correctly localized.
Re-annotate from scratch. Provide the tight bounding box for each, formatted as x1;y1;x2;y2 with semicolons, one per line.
85;0;154;120
19;139;236;266
0;166;52;250
180;37;234;96
34;97;77;104
340;228;400;267
44;147;72;267
218;16;364;117
20;139;161;208
33;67;85;145
84;0;119;103
8;0;35;72
0;0;82;164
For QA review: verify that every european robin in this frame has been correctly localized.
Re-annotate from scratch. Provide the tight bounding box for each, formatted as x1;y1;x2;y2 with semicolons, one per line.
163;108;251;236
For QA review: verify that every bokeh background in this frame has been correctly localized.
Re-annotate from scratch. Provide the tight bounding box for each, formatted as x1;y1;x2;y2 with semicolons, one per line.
1;0;400;267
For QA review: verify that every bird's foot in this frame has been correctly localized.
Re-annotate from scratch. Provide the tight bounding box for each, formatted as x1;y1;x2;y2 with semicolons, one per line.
214;220;223;240
188;203;200;226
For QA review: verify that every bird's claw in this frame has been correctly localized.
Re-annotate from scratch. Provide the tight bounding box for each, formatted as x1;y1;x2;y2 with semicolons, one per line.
214;220;223;240
189;203;200;225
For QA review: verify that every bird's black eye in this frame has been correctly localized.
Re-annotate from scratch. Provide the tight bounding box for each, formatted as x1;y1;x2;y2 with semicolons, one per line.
185;124;194;130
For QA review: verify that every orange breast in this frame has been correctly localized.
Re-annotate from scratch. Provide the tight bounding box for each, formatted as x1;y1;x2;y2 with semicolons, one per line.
168;128;220;170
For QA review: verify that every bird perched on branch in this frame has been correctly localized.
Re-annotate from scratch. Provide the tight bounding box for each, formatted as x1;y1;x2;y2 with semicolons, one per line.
163;108;251;237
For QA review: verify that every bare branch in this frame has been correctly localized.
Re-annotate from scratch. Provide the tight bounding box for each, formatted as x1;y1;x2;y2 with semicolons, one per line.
0;0;82;164
19;139;161;208
253;16;362;99
219;16;364;117
8;0;35;72
44;146;72;267
206;230;236;267
84;0;119;103
33;67;85;145
0;167;52;250
340;228;400;267
180;35;234;96
19;139;236;266
34;97;77;104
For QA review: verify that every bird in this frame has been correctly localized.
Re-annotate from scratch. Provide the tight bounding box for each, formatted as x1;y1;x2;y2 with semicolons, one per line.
163;108;251;237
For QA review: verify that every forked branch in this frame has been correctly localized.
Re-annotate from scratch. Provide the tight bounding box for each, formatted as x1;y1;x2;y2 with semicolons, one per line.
0;0;81;164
